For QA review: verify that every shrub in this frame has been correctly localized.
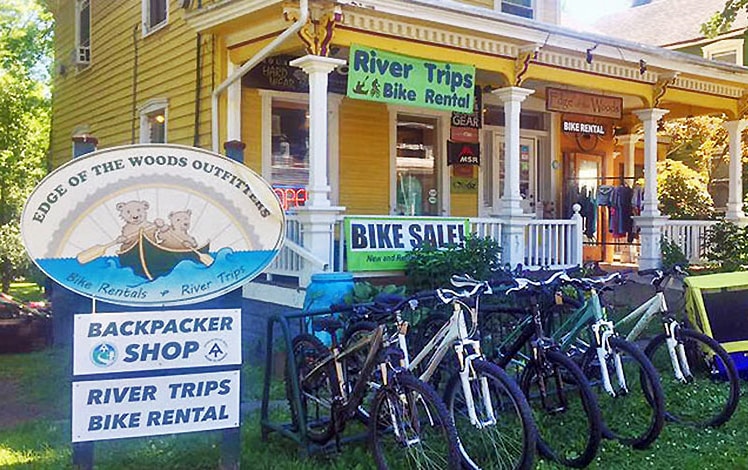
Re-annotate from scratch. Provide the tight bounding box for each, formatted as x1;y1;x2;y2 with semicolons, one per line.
404;234;502;291
702;220;748;272
657;160;714;220
660;237;689;270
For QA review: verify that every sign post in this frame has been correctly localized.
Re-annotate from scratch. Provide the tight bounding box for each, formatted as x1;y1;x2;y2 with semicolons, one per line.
21;144;286;469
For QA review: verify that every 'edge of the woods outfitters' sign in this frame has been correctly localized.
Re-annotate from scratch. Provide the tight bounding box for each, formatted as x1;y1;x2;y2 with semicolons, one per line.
20;144;285;447
347;44;476;113
21;144;285;307
344;216;470;272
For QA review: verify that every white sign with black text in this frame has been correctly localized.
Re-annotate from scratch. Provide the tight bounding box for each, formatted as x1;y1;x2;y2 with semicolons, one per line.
72;370;240;442
73;309;241;375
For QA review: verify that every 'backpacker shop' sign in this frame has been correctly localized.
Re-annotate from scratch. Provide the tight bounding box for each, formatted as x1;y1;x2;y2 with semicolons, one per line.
347;45;476;113
73;309;241;375
72;370;240;442
344;216;470;272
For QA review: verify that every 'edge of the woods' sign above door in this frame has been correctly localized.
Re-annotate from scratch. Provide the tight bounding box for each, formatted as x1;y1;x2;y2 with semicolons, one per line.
347;44;476;113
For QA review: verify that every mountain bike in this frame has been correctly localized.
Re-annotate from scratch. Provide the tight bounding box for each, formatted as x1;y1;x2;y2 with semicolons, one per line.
341;278;537;470
614;266;740;428
287;316;461;469
481;271;603;468
545;271;665;449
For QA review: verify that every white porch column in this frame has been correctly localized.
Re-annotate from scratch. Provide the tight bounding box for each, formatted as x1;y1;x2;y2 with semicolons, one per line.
290;55;347;282
619;134;639;180
633;108;669;269
492;86;535;269
724;119;747;222
227;60;242;142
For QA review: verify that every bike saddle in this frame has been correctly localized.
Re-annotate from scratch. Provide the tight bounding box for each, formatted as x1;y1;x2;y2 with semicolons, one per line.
313;316;344;335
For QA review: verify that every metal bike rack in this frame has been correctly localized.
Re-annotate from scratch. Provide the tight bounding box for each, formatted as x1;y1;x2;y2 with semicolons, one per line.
259;308;368;457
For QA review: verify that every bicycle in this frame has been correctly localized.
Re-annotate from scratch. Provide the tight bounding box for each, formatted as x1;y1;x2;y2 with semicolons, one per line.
480;271;603;468
342;278;537;470
613;266;740;428
545;271;665;449
286;313;461;469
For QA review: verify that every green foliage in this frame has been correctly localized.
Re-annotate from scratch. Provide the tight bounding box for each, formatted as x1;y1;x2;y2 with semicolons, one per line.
0;0;52;290
701;0;747;37
657;160;715;220
404;234;502;291
703;220;748;272
660;237;689;270
344;281;406;304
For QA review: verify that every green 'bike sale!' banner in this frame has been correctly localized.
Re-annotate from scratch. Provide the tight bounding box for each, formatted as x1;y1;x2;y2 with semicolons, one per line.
344;216;470;272
346;45;476;113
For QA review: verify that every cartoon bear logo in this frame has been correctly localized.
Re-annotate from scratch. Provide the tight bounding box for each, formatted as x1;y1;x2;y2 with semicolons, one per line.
115;200;164;251
155;209;198;250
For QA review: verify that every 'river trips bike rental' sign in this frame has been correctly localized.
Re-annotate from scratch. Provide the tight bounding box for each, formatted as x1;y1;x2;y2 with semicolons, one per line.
20;144;285;307
347;44;476;113
344;216;470;272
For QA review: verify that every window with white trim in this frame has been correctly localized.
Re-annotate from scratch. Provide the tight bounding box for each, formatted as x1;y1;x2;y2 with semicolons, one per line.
500;0;534;19
139;100;167;143
75;0;91;66
142;0;168;36
703;38;744;65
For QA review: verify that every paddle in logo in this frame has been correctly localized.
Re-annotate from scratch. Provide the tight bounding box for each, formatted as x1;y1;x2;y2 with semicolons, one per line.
21;144;286;306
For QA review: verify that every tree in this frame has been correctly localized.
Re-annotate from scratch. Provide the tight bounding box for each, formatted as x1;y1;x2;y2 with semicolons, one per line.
0;0;52;292
702;0;748;37
657;160;715;220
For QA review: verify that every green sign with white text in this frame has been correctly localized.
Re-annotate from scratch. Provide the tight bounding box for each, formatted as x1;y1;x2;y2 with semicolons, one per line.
347;45;475;113
344;216;470;272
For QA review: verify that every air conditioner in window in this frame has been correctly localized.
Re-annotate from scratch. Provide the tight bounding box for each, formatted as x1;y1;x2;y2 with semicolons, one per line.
75;46;90;65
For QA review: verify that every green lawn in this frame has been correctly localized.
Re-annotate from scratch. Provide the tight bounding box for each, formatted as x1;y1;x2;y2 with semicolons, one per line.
0;348;746;469
8;281;45;303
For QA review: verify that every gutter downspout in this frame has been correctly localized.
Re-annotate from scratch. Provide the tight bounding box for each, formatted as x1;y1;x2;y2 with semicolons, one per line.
211;0;309;152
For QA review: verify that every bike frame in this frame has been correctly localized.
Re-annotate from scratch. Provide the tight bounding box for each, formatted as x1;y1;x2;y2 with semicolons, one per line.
614;286;693;382
397;294;497;428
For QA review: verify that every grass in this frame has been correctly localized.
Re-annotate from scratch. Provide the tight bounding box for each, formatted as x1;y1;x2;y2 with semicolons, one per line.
0;349;747;469
7;282;46;303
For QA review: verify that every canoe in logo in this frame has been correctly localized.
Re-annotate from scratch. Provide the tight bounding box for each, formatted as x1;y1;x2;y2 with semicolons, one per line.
21;144;285;306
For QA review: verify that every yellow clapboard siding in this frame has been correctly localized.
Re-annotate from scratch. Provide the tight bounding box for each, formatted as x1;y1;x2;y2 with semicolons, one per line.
242;89;263;172
51;0;214;166
339;98;390;215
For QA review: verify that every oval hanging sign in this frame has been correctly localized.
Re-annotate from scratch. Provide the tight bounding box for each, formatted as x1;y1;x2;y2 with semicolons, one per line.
21;144;285;307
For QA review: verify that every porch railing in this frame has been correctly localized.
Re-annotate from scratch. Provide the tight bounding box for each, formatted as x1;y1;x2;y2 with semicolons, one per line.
525;217;583;269
660;219;717;264
265;214;329;282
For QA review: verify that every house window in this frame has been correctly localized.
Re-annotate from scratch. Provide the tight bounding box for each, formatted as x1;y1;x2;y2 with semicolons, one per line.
703;39;744;65
143;0;168;35
271;99;310;211
139;100;168;143
501;0;534;19
396;115;441;216
75;0;91;66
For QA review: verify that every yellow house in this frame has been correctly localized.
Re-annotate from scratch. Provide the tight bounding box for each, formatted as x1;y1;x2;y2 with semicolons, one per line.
50;0;748;305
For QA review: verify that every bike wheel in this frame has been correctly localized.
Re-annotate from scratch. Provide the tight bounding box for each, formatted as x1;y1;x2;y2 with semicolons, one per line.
580;336;665;449
369;370;461;470
644;327;740;427
520;349;602;468
444;359;536;470
285;333;337;444
411;313;454;391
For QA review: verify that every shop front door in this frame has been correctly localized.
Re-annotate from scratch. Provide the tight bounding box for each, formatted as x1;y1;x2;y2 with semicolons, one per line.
494;133;537;214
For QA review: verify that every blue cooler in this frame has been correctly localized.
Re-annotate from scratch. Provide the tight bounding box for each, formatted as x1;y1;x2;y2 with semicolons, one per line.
303;272;355;345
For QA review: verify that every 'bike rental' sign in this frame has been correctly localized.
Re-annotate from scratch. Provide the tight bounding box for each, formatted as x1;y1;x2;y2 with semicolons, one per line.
347;45;476;113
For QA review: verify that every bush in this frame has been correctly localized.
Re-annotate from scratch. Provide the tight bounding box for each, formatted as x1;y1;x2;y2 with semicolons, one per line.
702;220;748;272
660;237;689;270
657;160;714;220
404;234;502;291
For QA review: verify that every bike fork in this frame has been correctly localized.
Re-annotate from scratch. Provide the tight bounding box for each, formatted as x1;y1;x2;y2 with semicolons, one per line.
593;321;628;397
664;320;693;383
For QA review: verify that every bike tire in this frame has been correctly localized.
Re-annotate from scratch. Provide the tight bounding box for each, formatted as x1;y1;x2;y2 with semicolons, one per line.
411;313;454;391
369;370;462;470
520;349;602;468
644;327;740;428
285;333;337;444
444;359;537;470
580;336;665;449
